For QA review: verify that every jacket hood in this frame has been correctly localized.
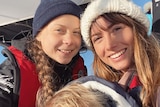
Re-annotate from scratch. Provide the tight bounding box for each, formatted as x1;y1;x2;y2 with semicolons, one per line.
71;75;139;107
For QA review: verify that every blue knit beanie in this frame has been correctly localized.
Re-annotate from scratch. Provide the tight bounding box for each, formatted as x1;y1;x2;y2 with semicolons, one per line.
32;0;82;36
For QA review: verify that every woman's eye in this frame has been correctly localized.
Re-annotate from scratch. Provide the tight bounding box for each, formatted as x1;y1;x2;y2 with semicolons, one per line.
56;28;63;32
54;28;65;34
73;31;81;36
113;26;122;32
92;35;101;43
112;24;124;33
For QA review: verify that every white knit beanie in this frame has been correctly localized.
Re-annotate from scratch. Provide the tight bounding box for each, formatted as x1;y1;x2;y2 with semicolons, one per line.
81;0;150;49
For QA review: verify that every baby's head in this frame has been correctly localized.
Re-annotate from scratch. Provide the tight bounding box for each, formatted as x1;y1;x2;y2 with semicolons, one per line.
45;83;105;107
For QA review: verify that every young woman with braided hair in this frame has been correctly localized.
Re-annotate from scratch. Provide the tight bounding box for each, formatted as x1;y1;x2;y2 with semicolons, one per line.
26;0;87;106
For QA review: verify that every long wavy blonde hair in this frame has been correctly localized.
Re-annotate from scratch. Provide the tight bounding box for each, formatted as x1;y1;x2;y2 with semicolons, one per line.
91;13;160;107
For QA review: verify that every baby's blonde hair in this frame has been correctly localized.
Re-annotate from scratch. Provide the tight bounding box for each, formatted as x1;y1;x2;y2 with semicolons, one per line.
45;83;104;107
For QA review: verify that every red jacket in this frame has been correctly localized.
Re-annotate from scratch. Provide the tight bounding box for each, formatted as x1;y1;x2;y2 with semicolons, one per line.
9;46;40;107
8;46;87;107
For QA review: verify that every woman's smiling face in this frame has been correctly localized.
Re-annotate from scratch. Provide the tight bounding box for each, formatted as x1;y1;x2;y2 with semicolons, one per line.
91;16;134;72
36;14;81;64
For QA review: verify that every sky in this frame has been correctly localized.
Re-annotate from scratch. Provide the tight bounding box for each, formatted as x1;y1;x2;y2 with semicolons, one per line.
133;0;151;7
0;46;6;63
0;0;152;75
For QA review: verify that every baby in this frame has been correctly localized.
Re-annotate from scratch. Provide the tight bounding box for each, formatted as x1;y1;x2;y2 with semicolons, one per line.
45;83;106;107
45;76;138;107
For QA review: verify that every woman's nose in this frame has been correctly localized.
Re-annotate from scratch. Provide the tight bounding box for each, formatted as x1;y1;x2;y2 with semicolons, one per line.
104;33;117;50
62;33;73;45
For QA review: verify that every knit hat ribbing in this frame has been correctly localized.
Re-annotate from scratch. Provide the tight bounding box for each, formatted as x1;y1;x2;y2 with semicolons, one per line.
32;0;82;36
81;0;150;49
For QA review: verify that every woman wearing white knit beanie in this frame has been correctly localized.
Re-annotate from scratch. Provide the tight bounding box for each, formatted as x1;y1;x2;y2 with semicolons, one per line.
81;0;160;107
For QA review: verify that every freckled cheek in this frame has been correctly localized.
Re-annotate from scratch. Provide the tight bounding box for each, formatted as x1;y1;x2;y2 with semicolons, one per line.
42;39;57;50
124;29;134;43
126;37;134;48
77;39;82;47
75;36;82;46
42;43;53;54
93;44;104;57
